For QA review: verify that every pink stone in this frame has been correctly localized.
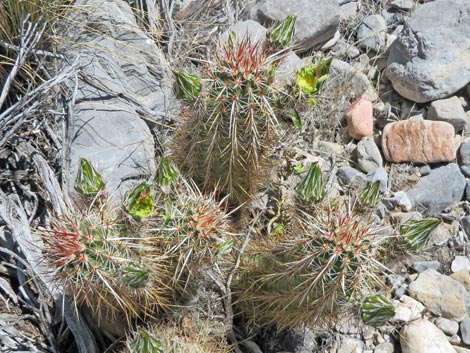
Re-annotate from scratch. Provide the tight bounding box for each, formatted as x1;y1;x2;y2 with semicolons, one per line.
382;120;456;163
344;96;374;140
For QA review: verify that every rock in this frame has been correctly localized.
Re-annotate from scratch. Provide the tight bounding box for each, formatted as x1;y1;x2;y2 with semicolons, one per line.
462;216;470;237
356;137;383;173
337;166;368;189
329;59;378;101
374;342;394;353
335;316;361;335
386;0;470;103
427;96;468;132
381;120;456;164
337;337;363;353
451;271;470;292
449;334;462;345
340;1;360;21
252;0;340;52
357;15;387;52
64;0;174;203
405;164;465;215
408;269;467;321
400;319;457;353
466;182;470;202
461;166;470;178
454;346;470;353
382;191;412;211
317;141;345;156
412;261;441;273
222;20;267;45
275;51;304;88
367;167;388;193
428;223;455;246
387;274;408;298
321;30;341;50
435;317;459;336
382;8;403;26
68;0;174;112
387;0;415;11
459;141;470;165
284;326;317;353
452;256;470;273
390;211;422;225
70;100;157;204
393;295;425;322
461;318;470;345
345;97;374;140
332;39;360;59
420;165;432;176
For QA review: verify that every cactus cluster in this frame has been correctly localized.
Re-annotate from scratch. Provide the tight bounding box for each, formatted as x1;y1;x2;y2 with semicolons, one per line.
40;210;173;320
173;18;296;204
237;198;388;328
35;14;416;350
39;157;234;324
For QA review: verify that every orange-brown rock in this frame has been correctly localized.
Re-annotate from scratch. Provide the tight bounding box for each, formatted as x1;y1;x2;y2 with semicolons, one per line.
344;96;374;140
382;120;456;163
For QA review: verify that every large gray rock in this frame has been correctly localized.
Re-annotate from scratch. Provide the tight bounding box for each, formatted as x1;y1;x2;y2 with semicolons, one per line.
386;0;470;103
408;269;467;321
406;163;465;215
70;100;156;201
251;0;340;52
400;319;457;353
63;0;175;202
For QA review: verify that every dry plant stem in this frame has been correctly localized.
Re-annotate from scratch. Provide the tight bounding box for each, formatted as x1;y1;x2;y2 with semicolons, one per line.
160;0;177;55
0;16;44;110
0;39;65;59
208;218;255;353
0;247;58;352
0;58;79;148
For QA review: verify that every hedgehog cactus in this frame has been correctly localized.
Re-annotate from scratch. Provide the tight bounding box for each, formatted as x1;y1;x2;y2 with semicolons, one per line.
174;22;294;204
238;200;388;328
40;211;173;320
147;183;234;283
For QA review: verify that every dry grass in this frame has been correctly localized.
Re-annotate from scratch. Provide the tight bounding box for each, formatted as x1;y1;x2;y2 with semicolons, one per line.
0;0;72;100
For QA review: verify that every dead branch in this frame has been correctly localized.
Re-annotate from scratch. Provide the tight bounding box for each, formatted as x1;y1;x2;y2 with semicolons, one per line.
0;16;45;111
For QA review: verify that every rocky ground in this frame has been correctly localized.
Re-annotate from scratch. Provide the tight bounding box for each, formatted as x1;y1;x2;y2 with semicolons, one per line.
2;0;470;352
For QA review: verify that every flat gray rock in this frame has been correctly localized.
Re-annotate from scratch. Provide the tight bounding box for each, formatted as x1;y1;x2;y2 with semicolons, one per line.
251;0;340;52
69;100;156;203
62;0;175;203
386;0;470;103
406;163;466;214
